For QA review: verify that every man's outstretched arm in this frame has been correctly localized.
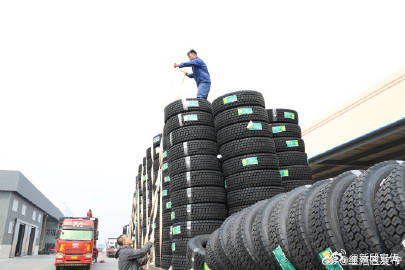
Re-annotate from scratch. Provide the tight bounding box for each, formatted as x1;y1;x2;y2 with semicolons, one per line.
127;242;153;260
179;59;201;68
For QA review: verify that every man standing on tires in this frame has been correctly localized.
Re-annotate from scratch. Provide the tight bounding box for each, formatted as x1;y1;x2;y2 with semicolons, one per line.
174;49;211;100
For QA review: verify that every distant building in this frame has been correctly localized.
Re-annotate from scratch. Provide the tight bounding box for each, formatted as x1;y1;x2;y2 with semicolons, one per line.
0;170;64;258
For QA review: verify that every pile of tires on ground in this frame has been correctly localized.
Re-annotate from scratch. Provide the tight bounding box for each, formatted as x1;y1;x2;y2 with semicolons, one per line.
184;160;404;270
213;91;283;214
163;99;227;270
267;108;314;191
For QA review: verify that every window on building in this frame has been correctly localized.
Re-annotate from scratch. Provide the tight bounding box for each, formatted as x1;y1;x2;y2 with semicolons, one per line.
12;199;18;212
22;204;26;216
38;213;42;223
32;210;36;221
8;221;14;234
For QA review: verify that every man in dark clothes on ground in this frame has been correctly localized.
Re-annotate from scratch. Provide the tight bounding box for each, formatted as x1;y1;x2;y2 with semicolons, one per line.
115;234;154;270
174;49;211;99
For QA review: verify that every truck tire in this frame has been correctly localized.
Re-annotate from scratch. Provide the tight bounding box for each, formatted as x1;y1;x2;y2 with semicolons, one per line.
165;111;214;135
172;238;188;255
171;203;227;223
374;163;405;268
339;161;400;255
164;98;212;123
269;123;301;138
167;140;218;163
222;153;279;177
277;151;308;167
170;170;224;193
225;170;281;192
169;155;221;177
227;186;283;208
273;137;305;152
214;106;269;131
171;221;223;239
171;186;226;207
206;227;233;270
216;121;272;147
168;126;216;148
279;165;313;181
282;179;314;192
171;255;187;270
212;90;265;116
219;137;276;161
186;234;210;270
267;108;299;124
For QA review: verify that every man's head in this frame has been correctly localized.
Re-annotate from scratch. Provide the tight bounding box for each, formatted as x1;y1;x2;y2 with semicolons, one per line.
117;234;132;246
187;49;197;60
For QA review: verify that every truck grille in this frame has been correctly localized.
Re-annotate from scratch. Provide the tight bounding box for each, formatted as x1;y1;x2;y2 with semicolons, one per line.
65;248;84;254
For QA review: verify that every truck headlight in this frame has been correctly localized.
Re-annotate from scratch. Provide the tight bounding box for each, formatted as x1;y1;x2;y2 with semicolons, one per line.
56;253;64;259
85;253;93;258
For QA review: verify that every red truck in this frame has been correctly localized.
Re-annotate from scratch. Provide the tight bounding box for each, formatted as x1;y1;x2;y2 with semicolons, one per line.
55;217;99;270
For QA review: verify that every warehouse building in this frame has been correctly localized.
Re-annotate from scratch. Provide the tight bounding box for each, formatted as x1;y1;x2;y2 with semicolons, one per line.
0;170;64;259
304;67;405;180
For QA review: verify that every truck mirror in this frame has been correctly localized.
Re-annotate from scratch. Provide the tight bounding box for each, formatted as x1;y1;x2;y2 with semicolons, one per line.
95;231;99;240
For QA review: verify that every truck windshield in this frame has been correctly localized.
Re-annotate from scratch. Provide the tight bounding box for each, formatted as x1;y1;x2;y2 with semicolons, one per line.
60;230;92;241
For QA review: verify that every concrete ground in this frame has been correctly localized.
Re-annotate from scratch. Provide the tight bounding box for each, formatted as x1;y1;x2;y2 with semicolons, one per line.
0;253;118;270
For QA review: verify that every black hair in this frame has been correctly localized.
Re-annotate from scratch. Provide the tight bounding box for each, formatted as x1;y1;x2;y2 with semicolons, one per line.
187;49;197;56
117;234;126;246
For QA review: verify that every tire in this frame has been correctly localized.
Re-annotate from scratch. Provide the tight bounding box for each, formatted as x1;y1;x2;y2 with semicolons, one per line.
160;241;172;255
267;108;299;124
171;221;223;239
228;205;248;215
165;111;214;135
286;179;332;269
169;155;221;177
219;137;276;161
206;228;233;270
161;255;172;268
279;165;313;181
172;238;188;255
339;161;400;256
374;163;405;268
214;106;269;131
153;133;162;147
282;179;314;192
212;90;265;116
171;203;227;223
273;137;305;152
170;170;224;193
269;123;301;138
216;121;272;147
186;235;210;270
222;153;279;177
168;126;216;147
172;255;187;270
277;151;308;167
167;140;218;163
171;186;226;207
164;98;212;122
308;171;362;266
227;186;283;208
225;170;281;192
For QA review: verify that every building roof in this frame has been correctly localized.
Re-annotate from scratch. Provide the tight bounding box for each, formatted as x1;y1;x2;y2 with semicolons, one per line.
0;170;64;219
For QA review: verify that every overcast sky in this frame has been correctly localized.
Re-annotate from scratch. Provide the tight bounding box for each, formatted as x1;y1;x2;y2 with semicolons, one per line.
1;0;404;244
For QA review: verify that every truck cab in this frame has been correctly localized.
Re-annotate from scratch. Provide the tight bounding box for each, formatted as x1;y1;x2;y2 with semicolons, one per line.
55;217;99;270
106;238;118;257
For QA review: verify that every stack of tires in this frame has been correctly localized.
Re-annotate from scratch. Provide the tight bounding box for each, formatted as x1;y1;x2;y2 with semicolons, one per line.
213;90;283;215
164;98;227;270
204;160;404;270
151;134;162;267
268;108;313;192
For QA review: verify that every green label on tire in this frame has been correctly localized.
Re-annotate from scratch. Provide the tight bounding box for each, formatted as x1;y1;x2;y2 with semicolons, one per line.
166;201;171;209
153;223;156;229
284;112;295;119
223;95;237;104
248;123;263;130
163;151;167;158
171;211;175;220
272;125;286;133
183;114;198;121
143;175;148;181
280;170;289;177
164;176;170;183
224;181;227;188
242;157;258;166
204;263;211;270
319;248;343;270
273;246;295;270
162;189;168;197
153;135;161;143
286;140;299;147
162;163;168;171
185;100;199;107
237;107;253;115
171;243;176;251
172;226;181;235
